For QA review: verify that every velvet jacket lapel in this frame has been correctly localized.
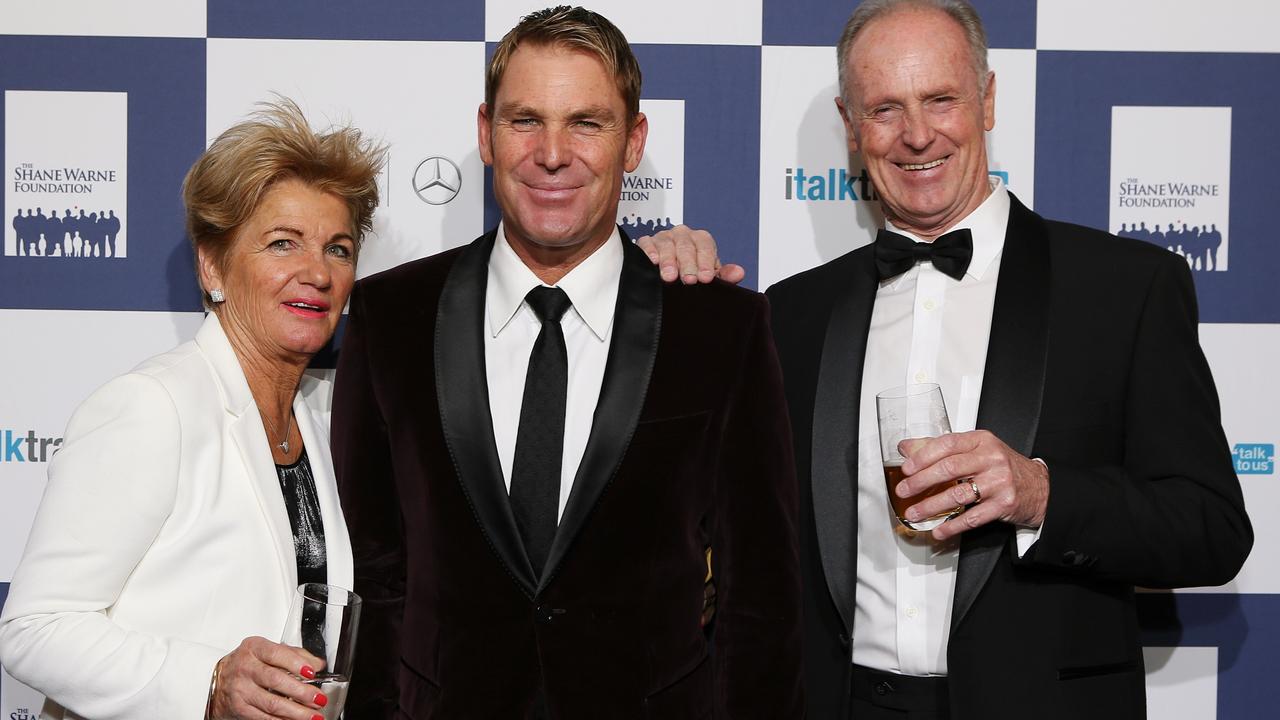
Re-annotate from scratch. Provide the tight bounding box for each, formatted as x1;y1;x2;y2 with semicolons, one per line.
433;229;661;599
435;230;539;597
539;232;661;595
952;193;1051;629
810;246;880;634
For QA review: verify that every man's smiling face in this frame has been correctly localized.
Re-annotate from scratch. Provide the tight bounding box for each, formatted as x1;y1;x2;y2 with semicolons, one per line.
837;6;996;239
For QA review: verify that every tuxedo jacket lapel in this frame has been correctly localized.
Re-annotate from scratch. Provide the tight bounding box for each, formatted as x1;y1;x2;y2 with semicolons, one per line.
953;193;1051;629
811;247;879;634
539;232;660;595
436;230;539;598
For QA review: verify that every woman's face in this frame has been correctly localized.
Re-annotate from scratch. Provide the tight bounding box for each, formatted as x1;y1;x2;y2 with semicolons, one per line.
201;177;356;364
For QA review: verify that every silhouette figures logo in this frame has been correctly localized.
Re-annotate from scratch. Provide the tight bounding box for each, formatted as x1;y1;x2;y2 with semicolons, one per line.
7;207;125;259
412;156;462;205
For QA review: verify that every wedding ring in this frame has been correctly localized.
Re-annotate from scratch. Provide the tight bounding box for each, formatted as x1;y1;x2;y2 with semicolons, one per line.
968;479;982;505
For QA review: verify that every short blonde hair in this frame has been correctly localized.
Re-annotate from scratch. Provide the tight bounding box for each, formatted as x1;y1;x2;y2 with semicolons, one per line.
182;98;386;304
486;5;642;121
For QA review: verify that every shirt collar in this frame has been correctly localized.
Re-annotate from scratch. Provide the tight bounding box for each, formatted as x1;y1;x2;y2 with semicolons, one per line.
487;221;622;341
884;175;1010;282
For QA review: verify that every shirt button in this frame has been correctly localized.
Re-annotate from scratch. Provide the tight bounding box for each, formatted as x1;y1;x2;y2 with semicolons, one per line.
923;299;936;311
905;606;919;618
913;371;928;383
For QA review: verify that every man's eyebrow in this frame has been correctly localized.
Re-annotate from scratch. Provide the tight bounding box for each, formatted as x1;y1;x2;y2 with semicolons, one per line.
497;103;541;118
568;105;618;121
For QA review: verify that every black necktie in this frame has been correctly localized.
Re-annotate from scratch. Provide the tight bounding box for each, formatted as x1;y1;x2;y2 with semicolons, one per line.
874;227;974;281
509;286;572;577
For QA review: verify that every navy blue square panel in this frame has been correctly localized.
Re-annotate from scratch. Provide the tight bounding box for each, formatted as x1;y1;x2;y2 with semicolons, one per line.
763;0;1034;49
482;45;764;289
0;36;206;311
1139;592;1279;718
1035;52;1280;323
208;0;482;41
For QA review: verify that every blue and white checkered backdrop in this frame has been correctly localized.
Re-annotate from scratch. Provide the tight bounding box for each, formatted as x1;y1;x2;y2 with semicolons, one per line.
1;1;1275;716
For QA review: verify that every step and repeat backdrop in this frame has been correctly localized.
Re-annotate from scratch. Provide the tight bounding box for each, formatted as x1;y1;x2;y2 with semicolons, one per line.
1;0;1275;716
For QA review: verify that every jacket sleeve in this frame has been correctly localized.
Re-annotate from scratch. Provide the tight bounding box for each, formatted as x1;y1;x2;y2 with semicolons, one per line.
712;294;805;717
0;373;224;720
331;282;407;717
1027;252;1253;587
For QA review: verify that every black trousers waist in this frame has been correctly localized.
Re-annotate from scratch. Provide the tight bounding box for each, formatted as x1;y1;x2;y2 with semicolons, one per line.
851;664;950;715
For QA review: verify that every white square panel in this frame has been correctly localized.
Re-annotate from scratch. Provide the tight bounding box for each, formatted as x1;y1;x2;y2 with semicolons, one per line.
485;0;762;46
0;309;205;581
0;0;206;38
1144;646;1218;719
757;46;1035;290
206;39;486;280
1182;323;1280;594
1038;0;1280;53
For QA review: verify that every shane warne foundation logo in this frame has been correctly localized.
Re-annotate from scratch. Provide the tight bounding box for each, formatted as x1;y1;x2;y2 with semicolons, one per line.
618;99;684;237
1110;106;1231;271
4;90;127;260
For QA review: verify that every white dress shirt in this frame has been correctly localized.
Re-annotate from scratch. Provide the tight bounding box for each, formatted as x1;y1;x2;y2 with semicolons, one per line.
484;223;621;522
852;179;1038;676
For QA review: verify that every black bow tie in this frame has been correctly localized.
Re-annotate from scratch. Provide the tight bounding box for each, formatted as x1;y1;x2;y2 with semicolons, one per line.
874;228;973;281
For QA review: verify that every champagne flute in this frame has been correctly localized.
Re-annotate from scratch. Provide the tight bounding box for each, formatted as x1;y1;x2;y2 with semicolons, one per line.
876;383;962;532
282;583;361;719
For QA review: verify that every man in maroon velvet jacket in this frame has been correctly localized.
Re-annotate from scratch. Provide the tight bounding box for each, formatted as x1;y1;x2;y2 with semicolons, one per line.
331;7;802;718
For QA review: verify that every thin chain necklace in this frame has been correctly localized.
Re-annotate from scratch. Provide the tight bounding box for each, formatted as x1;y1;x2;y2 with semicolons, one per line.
262;411;294;456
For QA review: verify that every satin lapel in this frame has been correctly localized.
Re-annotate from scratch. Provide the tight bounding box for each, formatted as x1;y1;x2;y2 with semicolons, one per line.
538;232;660;595
436;230;538;597
811;247;879;633
953;194;1051;629
295;379;353;592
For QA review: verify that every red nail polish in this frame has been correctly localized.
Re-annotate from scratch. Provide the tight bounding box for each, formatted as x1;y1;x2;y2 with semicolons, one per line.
300;665;316;680
312;714;324;720
314;693;328;707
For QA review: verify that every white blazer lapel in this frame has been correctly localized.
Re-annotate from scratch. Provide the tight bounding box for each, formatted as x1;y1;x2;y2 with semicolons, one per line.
196;314;298;602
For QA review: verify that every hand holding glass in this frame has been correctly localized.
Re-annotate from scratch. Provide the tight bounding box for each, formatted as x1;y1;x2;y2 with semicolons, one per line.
876;384;963;531
282;583;361;720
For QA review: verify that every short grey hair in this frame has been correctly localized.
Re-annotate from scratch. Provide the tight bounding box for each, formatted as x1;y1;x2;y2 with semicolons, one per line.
837;0;990;107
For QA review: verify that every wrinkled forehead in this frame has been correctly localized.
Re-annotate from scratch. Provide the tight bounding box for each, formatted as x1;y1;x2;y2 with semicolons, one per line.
845;7;981;97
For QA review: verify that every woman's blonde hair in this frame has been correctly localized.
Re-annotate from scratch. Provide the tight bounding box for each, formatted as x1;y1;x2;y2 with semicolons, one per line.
182;97;386;304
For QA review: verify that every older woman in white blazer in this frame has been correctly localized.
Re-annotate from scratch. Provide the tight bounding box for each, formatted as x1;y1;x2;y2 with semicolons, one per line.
0;100;384;720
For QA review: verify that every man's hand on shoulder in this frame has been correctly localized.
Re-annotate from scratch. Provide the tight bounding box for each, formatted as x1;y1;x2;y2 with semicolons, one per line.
635;225;746;285
896;431;1051;542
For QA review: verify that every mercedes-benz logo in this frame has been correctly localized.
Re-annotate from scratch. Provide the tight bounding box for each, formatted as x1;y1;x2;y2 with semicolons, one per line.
412;156;462;205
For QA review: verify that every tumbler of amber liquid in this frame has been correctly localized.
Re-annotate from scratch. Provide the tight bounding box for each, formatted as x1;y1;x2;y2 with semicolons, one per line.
875;383;960;531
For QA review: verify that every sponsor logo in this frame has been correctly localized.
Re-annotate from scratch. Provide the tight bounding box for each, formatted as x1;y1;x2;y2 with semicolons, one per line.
619;99;684;240
11;709;35;720
0;428;62;463
1110;106;1230;271
1233;443;1274;475
411;156;461;205
4;90;128;260
783;168;1007;202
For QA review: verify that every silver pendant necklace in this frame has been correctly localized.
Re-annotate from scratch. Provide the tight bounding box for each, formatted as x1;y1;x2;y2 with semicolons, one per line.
263;412;293;456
